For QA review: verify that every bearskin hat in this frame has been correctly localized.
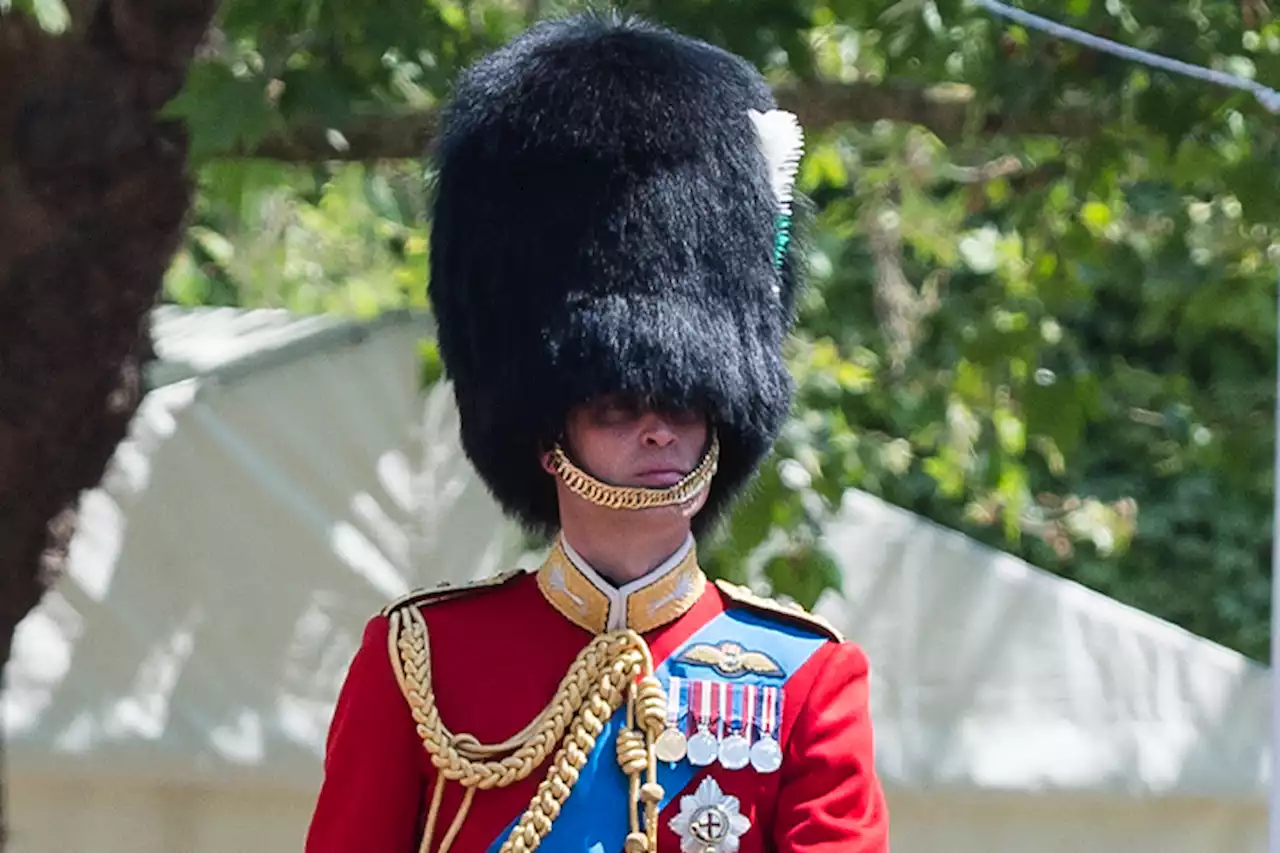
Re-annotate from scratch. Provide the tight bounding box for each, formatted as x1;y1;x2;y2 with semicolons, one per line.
427;13;805;537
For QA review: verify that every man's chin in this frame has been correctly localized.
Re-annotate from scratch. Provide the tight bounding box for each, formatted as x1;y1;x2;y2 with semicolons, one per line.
638;489;708;520
631;474;688;488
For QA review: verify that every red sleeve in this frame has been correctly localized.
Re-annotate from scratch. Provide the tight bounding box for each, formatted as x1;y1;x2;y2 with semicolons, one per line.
773;641;890;852
305;615;426;853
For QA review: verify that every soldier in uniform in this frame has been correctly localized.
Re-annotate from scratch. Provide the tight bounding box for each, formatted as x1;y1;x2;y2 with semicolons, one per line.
306;13;889;853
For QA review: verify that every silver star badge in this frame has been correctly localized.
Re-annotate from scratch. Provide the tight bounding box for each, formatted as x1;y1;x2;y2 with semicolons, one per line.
668;776;752;853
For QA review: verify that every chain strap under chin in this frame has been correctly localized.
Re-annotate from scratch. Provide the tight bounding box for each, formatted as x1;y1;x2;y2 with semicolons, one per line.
548;433;719;511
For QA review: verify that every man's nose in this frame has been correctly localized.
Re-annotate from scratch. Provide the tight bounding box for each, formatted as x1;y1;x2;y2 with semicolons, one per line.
640;413;678;446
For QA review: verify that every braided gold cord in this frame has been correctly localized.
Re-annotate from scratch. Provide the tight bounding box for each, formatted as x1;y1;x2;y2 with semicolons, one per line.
548;433;719;511
388;606;668;853
633;676;668;848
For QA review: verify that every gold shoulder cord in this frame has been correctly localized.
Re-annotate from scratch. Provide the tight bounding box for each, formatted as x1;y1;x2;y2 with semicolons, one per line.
387;603;668;853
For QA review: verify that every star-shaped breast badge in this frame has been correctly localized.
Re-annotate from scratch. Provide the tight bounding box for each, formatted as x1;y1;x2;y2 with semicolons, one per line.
669;776;751;853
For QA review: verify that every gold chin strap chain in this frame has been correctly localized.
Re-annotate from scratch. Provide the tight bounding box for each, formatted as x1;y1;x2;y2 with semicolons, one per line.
548;433;720;512
388;606;668;853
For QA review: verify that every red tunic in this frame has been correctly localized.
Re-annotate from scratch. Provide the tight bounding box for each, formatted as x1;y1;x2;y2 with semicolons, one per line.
305;538;888;853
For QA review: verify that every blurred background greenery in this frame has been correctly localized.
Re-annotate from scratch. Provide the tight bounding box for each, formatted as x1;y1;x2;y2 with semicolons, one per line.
18;0;1278;660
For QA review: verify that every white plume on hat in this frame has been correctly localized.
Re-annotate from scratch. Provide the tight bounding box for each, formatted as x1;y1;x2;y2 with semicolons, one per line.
748;108;805;216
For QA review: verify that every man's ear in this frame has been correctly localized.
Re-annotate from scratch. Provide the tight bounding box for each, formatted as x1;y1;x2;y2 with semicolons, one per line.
538;433;562;475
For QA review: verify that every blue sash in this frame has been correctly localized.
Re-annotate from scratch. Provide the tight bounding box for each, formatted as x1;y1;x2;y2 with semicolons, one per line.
485;607;828;853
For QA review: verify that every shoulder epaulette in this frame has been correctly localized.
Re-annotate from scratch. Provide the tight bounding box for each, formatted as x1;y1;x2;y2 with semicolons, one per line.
714;579;843;642
379;569;526;617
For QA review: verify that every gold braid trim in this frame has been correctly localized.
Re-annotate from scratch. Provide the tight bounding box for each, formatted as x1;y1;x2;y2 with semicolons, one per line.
714;578;844;642
387;604;668;853
548;432;719;511
380;571;524;617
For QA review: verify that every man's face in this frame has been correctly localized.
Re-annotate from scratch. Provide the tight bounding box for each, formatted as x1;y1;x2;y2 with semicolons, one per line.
557;394;709;488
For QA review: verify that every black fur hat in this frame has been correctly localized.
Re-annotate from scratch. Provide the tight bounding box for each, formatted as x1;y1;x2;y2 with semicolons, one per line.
428;13;805;537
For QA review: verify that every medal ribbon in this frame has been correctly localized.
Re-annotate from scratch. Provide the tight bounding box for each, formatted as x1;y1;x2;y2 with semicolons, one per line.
709;681;725;737
759;686;777;740
666;676;683;732
741;684;755;739
694;679;712;731
728;682;744;735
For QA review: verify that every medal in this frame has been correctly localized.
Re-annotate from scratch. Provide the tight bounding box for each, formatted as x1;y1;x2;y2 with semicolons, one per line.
654;676;688;762
749;685;783;773
685;680;719;766
717;683;752;770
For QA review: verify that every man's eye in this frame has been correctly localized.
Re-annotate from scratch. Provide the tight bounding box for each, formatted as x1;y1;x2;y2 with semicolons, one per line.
589;402;629;422
599;406;637;423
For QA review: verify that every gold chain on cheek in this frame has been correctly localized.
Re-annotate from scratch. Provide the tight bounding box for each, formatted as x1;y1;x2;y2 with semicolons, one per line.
388;606;669;853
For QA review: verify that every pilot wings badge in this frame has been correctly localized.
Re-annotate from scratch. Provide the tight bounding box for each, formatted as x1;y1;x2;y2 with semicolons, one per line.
676;641;782;678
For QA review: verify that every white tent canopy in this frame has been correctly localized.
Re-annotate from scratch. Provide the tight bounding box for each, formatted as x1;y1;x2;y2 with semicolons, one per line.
2;307;1269;853
816;490;1268;852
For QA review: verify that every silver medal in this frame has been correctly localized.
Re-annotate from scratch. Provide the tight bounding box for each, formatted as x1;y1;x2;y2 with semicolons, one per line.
749;735;783;773
687;728;719;766
749;684;784;773
718;731;751;769
717;682;751;769
686;679;720;766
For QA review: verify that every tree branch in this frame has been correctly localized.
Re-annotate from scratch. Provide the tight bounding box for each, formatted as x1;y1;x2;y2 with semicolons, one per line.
228;78;1099;163
235;111;442;162
778;80;1093;142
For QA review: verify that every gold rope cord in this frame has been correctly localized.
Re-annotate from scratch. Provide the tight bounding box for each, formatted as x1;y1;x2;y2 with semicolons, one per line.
388;606;668;853
548;433;719;511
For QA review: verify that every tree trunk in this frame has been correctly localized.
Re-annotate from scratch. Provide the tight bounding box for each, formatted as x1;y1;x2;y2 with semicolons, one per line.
0;0;217;847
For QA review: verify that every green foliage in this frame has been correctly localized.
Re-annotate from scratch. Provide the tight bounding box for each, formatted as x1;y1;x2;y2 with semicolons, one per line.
167;162;429;316
1;0;69;32
162;0;1280;661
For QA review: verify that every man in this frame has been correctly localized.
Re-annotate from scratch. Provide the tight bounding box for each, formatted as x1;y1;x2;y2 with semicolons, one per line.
305;13;889;853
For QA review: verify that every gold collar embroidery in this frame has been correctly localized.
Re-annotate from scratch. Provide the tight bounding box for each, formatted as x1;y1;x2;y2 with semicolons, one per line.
536;535;706;634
